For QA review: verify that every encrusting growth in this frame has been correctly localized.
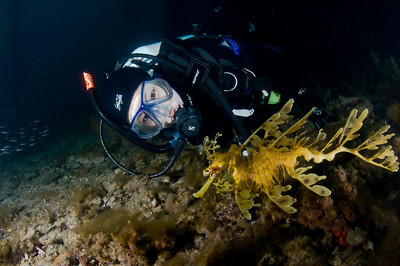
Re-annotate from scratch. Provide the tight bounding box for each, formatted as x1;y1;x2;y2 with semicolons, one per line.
193;99;399;220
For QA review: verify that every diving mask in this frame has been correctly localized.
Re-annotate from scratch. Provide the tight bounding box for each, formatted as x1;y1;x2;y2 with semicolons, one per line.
129;78;182;139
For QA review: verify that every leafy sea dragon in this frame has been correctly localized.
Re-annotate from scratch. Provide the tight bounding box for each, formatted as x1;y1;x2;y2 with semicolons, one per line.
193;99;399;220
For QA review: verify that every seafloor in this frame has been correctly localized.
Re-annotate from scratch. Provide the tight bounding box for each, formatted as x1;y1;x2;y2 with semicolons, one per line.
1;55;400;265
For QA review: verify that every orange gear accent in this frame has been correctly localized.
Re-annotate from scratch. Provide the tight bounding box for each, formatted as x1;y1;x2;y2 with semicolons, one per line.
83;72;95;91
332;228;347;245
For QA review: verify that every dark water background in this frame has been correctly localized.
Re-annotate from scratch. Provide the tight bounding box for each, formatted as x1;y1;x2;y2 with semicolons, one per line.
0;0;399;152
1;1;400;264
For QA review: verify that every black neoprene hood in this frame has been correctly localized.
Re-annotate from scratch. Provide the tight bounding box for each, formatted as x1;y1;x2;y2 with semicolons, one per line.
97;67;150;126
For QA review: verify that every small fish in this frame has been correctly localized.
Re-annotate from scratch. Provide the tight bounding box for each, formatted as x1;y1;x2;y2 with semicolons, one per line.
0;119;49;156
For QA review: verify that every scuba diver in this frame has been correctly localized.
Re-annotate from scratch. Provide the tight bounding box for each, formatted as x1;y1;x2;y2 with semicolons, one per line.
84;34;330;177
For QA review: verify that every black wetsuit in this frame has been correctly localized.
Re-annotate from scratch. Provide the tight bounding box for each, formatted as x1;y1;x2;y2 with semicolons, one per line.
153;35;326;144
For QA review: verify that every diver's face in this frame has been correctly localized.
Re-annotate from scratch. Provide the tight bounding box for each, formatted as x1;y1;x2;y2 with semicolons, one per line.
128;78;184;138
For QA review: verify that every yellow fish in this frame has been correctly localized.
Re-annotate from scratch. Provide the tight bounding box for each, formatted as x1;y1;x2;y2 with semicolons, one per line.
194;99;399;220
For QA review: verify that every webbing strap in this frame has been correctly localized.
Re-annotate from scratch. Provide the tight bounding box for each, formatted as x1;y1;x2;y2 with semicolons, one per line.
185;59;210;88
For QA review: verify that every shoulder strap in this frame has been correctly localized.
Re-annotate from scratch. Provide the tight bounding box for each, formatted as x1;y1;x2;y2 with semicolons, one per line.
158;39;251;143
159;38;213;89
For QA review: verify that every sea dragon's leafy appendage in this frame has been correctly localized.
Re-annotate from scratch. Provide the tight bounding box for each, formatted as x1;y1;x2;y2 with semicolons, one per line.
194;99;399;220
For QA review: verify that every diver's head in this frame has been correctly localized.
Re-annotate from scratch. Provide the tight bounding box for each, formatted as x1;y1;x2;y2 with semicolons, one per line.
98;67;184;139
128;77;184;138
